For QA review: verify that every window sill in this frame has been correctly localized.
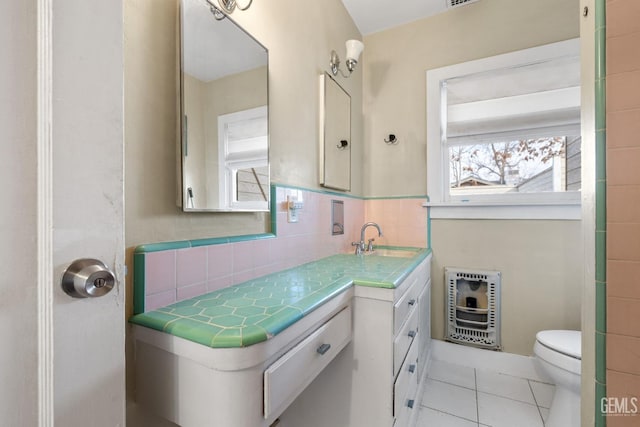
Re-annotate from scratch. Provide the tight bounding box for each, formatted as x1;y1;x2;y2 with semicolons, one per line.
423;201;581;220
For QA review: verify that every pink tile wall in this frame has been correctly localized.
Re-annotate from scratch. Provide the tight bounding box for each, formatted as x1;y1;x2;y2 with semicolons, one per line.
271;187;364;266
365;198;428;247
606;0;640;413
142;187;428;311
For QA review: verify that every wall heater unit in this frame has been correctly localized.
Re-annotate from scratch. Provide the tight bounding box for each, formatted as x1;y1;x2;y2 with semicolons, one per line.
445;267;501;350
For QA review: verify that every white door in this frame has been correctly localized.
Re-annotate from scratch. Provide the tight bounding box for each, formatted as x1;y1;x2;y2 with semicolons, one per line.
0;1;125;426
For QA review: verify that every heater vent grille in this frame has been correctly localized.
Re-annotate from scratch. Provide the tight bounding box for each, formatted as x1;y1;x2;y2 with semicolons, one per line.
447;0;480;9
445;267;501;350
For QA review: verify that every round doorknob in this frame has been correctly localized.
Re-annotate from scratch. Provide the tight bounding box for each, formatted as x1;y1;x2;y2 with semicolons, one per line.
61;258;115;298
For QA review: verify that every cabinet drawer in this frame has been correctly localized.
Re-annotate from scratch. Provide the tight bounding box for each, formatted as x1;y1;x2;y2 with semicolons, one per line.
394;367;420;427
393;336;419;417
393;274;422;336
264;305;352;420
393;304;419;377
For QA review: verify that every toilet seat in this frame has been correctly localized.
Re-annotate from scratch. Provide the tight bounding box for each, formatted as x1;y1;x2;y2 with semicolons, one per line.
536;330;581;359
534;330;581;375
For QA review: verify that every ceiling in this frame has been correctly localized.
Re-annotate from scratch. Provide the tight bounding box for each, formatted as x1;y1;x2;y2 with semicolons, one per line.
184;0;477;81
183;0;267;82
341;0;456;35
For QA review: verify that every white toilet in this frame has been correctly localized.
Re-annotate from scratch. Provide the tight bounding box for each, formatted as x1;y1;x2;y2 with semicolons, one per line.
533;330;581;427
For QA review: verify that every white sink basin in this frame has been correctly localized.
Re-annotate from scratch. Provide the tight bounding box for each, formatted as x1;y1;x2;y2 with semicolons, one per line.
366;248;418;258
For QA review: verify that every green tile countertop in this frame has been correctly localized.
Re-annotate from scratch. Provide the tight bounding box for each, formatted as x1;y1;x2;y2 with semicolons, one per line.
130;246;431;349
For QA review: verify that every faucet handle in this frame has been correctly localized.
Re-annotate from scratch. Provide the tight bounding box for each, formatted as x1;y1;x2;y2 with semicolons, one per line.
367;238;375;252
351;241;363;255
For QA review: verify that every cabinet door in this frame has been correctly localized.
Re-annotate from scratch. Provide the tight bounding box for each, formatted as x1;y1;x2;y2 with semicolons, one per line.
417;279;431;381
319;73;351;191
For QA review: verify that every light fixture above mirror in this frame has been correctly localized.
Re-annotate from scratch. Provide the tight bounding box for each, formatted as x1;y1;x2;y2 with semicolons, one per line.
330;39;364;78
206;0;253;20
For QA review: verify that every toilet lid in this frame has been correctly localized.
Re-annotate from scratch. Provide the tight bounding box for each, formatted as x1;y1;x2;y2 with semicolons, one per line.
536;330;581;360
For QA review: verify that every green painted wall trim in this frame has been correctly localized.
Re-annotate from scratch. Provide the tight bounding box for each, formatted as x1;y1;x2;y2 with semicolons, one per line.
134;184;284;255
272;182;364;199
134;233;276;254
134;241;192;253
133;253;146;315
134;183;430;255
270;184;278;235
595;331;607;383
594;0;607;423
271;181;428;201
364;195;429;200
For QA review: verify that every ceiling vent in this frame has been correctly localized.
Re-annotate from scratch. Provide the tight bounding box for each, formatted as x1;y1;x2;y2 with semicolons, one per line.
447;0;480;8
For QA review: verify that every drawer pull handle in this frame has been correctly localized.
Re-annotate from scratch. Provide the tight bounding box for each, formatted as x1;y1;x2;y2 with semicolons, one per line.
408;364;416;373
407;399;415;409
408;299;416;306
316;343;331;355
408;330;416;338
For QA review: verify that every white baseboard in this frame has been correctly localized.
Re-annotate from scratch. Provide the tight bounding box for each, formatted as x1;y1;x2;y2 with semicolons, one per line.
431;339;551;383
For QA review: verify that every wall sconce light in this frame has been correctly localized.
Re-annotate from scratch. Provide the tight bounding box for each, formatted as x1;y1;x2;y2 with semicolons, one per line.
330;39;364;78
206;0;253;20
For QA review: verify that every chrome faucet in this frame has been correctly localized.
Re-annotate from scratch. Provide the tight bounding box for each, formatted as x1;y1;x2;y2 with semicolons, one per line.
352;222;383;255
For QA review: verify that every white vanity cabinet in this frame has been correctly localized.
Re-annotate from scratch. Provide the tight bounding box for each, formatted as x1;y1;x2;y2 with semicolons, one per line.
348;253;432;427
132;251;432;427
133;290;353;427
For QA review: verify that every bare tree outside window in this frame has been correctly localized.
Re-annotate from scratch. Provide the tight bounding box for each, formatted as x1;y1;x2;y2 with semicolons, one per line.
449;136;581;194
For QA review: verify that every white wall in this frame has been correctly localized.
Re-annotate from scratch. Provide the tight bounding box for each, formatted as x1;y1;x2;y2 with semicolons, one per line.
0;2;38;425
362;0;582;355
362;0;579;197
431;220;583;355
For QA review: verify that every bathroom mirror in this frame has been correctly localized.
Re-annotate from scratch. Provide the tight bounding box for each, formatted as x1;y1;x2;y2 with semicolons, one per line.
180;0;269;212
319;73;351;191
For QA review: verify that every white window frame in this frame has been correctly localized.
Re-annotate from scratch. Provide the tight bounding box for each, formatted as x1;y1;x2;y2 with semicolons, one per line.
218;106;269;211
425;39;581;220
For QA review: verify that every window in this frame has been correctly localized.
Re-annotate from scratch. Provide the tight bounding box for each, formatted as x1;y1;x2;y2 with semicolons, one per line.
448;135;582;197
218;106;269;210
426;39;581;219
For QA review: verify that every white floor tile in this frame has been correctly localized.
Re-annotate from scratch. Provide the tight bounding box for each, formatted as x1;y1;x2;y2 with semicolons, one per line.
428;359;477;389
422;378;478;422
416;407;478;427
539;407;550;424
424;353;565;427
477;392;544;427
529;380;555;409
476;369;537;405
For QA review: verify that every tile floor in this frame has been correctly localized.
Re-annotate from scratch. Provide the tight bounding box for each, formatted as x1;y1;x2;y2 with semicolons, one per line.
416;359;554;427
